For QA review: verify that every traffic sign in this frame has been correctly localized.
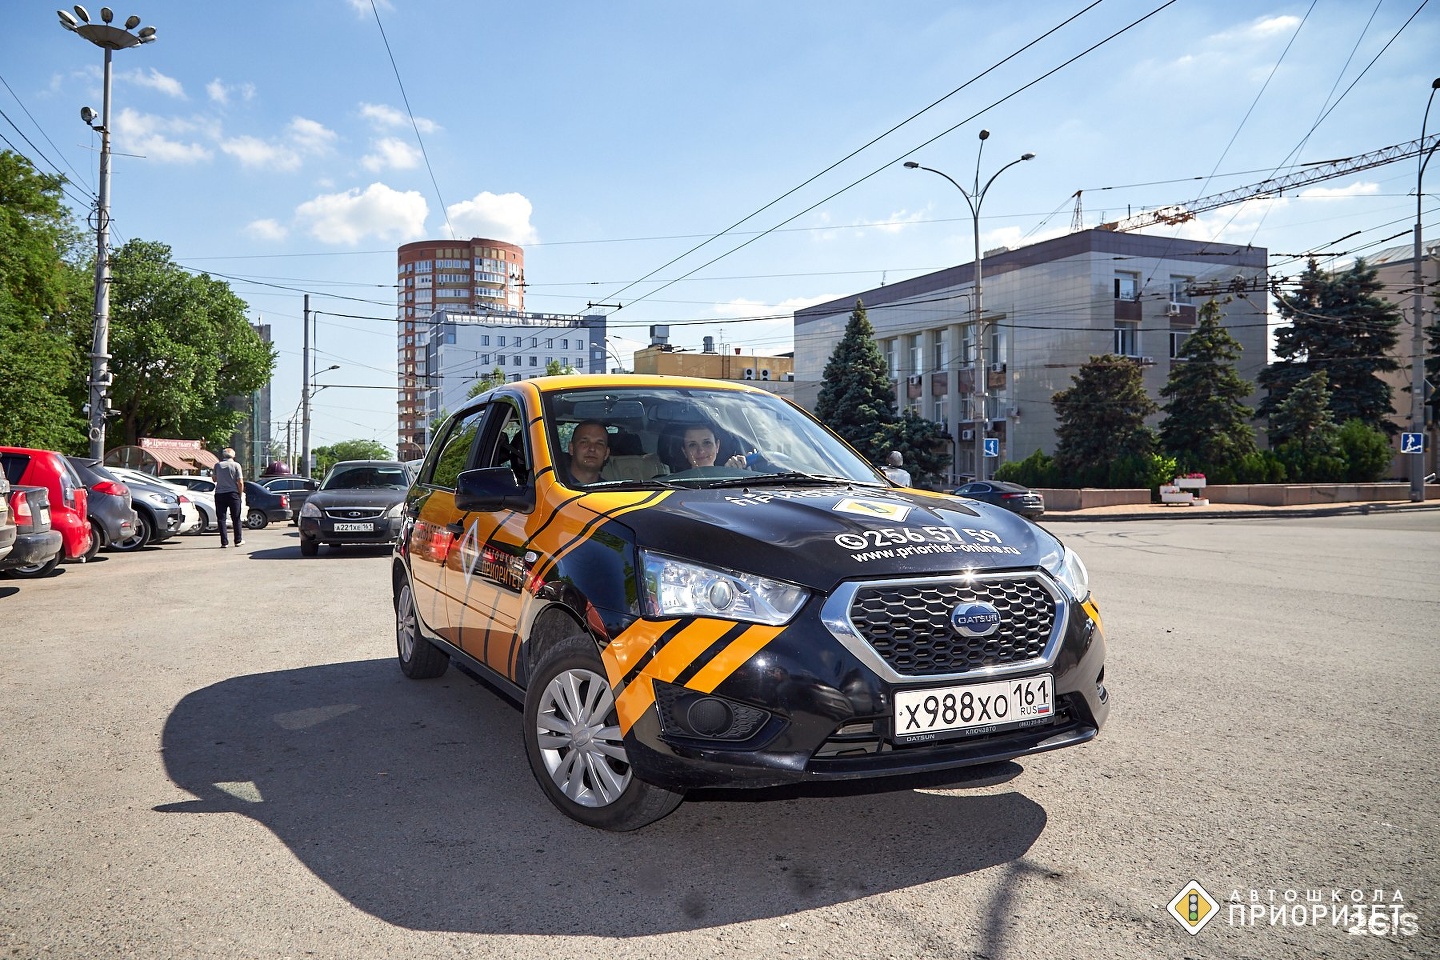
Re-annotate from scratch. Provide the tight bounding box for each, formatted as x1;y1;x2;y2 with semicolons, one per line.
1401;432;1425;455
984;438;1000;458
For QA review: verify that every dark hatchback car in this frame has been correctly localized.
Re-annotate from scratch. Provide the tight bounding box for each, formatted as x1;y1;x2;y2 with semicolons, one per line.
67;458;139;552
259;475;318;525
952;480;1046;520
0;484;65;579
242;481;291;529
298;460;408;556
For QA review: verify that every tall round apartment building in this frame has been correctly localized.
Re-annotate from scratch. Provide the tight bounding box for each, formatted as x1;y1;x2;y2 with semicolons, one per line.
396;238;524;459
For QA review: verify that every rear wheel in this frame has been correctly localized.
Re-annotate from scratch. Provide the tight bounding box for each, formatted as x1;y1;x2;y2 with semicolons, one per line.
83;521;103;561
5;553;62;578
111;511;152;552
523;636;684;831
245;508;268;530
395;578;448;678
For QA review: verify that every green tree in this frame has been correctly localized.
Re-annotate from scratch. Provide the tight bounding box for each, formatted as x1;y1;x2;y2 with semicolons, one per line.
0;151;88;450
103;239;275;448
1270;370;1345;481
1425;304;1440;427
545;358;576;376
466;365;508;399
815;300;898;462
1258;258;1402;438
876;411;952;489
312;439;393;479
1158;299;1258;482
1053;355;1159;487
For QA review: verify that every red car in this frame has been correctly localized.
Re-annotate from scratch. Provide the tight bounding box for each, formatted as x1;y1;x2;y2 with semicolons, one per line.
0;447;94;564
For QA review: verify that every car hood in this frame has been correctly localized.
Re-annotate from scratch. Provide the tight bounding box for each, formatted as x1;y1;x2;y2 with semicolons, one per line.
309;488;407;509
615;483;1062;593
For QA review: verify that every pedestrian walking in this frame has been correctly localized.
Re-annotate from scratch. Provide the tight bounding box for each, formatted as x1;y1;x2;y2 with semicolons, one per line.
881;450;912;487
213;447;245;548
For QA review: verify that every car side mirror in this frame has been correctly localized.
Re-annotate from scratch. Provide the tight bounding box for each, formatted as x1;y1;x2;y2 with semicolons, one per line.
454;466;531;512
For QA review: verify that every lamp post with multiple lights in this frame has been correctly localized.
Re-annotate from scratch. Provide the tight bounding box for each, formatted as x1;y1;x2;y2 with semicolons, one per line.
1410;78;1440;502
57;6;157;459
905;130;1034;481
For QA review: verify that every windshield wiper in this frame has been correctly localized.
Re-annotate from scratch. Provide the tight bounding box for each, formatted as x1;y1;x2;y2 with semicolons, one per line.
583;478;687;490
701;472;865;489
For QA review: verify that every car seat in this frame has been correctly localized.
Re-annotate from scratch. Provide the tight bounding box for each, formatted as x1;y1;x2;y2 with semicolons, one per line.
602;430;666;482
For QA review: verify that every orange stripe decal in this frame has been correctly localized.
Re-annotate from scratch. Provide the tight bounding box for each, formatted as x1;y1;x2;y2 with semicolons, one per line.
688;625;785;693
611;619;735;734
602;618;679;687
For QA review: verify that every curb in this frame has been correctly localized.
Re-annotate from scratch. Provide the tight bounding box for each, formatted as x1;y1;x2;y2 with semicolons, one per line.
1039;500;1440;523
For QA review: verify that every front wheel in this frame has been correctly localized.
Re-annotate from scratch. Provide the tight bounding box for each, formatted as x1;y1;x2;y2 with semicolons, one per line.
245;508;268;530
111;511;152;552
523;636;683;831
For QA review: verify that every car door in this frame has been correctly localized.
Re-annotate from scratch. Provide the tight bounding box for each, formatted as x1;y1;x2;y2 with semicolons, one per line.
449;397;535;678
407;405;489;646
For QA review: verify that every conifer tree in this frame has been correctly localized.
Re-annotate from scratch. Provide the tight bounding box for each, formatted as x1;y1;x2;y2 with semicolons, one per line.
1052;355;1158;486
1158;299;1257;477
1257;257;1401;438
815;300;898;461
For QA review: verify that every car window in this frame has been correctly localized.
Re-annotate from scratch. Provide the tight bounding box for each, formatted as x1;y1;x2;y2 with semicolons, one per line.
427;407;487;489
1;453;30;485
323;464;410;490
477;401;529;485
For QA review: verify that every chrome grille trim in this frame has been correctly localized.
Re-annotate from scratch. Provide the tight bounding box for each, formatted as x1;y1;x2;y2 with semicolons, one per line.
820;571;1068;684
323;506;385;520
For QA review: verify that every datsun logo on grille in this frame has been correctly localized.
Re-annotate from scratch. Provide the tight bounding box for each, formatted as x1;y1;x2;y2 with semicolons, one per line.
950;601;1001;638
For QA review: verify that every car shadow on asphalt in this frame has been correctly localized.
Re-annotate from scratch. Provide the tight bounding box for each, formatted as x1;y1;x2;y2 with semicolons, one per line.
244;544;395;561
155;658;1047;934
0;586;19;599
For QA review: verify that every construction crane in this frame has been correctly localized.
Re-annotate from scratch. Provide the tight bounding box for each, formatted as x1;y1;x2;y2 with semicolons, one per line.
1080;134;1439;233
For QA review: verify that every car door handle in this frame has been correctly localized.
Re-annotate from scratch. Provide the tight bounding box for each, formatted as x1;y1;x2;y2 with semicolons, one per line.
445;522;465;536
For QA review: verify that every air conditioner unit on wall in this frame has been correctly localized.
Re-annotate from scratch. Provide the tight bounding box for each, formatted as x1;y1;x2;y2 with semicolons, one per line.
743;367;755;380
989;362;1005;373
1168;302;1182;316
961;429;975;441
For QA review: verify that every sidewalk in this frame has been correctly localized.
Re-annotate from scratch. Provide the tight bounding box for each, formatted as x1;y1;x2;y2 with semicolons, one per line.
1040;497;1440;522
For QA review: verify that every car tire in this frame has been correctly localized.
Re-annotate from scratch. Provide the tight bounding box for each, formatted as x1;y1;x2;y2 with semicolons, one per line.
84;520;104;561
299;536;319;557
111;510;152;552
4;553;62;579
395;579;448;679
245;508;268;530
523;635;684;831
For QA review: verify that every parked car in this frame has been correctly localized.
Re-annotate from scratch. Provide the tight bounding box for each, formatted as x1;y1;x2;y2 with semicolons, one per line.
0;473;14;566
393;375;1107;830
259;474;318;525
153;476;215;533
96;466;185;551
0;446;93;565
951;480;1046;520
297;461;407;555
67;458;139;552
242;481;291;529
0;485;65;579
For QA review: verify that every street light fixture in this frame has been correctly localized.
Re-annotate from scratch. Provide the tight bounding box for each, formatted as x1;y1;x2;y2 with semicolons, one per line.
905;129;1034;482
1410;78;1440;502
58;5;158;459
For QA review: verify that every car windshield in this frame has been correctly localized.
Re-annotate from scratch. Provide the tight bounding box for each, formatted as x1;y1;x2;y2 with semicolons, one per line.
323;465;410;490
541;385;887;489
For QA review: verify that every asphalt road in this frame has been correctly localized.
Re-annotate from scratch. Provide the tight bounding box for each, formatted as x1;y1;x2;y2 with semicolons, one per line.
1;514;1436;959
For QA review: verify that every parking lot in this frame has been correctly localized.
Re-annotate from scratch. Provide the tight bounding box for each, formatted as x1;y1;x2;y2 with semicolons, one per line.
2;513;1437;959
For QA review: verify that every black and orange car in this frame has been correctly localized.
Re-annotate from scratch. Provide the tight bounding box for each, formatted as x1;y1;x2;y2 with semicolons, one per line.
393;375;1108;830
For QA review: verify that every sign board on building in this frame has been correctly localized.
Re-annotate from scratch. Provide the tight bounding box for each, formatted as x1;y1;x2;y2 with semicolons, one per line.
984;438;1000;458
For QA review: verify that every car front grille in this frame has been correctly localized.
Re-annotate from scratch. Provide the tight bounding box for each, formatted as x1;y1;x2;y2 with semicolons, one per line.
323;507;385;520
823;573;1063;680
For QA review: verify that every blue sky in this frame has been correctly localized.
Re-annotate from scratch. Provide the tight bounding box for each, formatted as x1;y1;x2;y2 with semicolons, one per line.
2;0;1435;452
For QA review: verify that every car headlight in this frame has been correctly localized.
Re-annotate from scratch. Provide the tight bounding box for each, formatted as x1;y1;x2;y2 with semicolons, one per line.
640;550;808;626
386;502;405;518
300;501;322;518
1042;542;1091;602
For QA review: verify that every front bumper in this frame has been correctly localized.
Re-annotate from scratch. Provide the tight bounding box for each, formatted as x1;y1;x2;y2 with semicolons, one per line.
300;514;403;545
613;591;1108;792
0;530;64;571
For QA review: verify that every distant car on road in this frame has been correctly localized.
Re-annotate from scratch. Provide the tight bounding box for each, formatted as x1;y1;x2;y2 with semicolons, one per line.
67;458;139;553
242;481;291;529
951;480;1046;520
297;460;408;556
258;474;318;525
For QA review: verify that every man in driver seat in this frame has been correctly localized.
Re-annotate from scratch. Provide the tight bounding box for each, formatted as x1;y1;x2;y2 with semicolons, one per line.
566;420;611;486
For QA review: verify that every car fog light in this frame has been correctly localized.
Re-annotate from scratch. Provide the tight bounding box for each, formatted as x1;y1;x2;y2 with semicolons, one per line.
687;698;733;737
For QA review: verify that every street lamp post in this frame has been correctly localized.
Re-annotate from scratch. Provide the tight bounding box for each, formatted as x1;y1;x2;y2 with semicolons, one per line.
1411;78;1440;502
906;130;1034;482
302;364;340;476
58;6;157;460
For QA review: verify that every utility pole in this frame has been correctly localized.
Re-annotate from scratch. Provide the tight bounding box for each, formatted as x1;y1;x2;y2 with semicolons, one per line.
301;294;311;478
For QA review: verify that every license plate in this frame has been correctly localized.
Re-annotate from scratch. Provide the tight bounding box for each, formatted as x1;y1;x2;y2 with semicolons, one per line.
332;521;374;532
39;507;50;526
893;674;1054;744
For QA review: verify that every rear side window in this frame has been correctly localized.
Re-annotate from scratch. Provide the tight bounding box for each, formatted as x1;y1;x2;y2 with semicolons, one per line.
1;454;31;485
428;407;488;489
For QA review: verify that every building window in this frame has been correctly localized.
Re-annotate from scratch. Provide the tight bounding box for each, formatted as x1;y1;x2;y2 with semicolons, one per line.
1170;276;1193;304
1114;322;1139;357
1114;271;1140;300
1169;331;1190;359
960;324;975;366
496;354;506;365
933;329;949;371
481;335;490;346
909;335;923;376
529;356;538;367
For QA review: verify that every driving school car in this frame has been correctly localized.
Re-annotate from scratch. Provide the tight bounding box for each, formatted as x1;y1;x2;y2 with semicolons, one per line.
394;374;1108;830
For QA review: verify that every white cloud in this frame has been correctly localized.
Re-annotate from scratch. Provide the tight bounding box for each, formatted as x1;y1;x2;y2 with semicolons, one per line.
361;136;421;172
348;0;392;14
245;219;288;241
1299;181;1379;200
447;191;538;244
359;101;438;134
124;67;185;99
207;79;256;105
219;117;335;172
294;182;428;245
112;107;212;163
